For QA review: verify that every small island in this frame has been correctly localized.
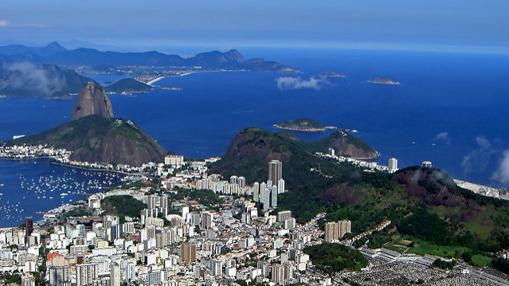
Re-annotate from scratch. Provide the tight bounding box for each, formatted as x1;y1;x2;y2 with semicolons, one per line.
160;86;183;91
274;118;337;132
320;71;346;78
367;77;401;86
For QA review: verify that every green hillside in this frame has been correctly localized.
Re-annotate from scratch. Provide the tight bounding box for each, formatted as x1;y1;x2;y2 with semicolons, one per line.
211;127;509;270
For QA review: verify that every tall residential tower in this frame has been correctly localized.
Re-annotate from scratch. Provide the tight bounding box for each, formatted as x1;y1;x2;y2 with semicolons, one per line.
268;160;283;185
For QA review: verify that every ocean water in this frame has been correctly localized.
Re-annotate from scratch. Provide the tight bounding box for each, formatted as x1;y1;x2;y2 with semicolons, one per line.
1;48;509;225
0;159;123;226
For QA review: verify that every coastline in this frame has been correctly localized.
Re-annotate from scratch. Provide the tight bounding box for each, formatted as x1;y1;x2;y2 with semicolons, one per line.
147;76;165;86
0;154;142;175
50;160;136;176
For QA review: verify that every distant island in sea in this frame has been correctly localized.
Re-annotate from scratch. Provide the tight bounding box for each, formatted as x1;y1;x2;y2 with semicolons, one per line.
367;77;401;85
319;71;346;78
274;118;337;132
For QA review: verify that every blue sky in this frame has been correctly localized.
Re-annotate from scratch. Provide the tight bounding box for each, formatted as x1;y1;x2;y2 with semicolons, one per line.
0;0;507;53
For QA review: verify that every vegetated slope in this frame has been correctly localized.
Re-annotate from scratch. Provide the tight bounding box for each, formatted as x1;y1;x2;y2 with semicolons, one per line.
211;128;509;260
13;115;167;166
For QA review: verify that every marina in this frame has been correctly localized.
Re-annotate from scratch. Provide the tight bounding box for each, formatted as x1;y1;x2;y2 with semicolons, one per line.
0;158;124;227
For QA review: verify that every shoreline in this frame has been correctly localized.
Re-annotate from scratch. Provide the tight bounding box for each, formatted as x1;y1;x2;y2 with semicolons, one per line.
0;156;141;176
147;76;165;86
50;160;137;176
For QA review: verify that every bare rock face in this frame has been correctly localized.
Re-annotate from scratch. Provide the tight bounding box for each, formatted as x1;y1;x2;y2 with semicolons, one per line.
72;81;113;120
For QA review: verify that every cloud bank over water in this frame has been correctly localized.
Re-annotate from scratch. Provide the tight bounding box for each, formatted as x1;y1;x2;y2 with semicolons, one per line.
434;131;450;144
276;76;328;91
0;62;66;96
462;136;497;174
461;136;509;186
492;150;509;185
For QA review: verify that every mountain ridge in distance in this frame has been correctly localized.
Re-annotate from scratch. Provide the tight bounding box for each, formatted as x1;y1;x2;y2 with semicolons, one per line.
0;42;295;71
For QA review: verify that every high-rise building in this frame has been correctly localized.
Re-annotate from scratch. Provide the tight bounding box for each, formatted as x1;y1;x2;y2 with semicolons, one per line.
252;182;260;202
270;186;278;208
277;210;292;222
160;195;168;216
388;157;398;173
260;182;267;194
25;217;33;238
277;178;285;194
201;211;214;230
147;194;158;210
211;259;223;276
283;263;294;282
181;206;189;221
284;218;296;230
48;266;70;286
268;160;283;185
110;262;121;286
238;176;246;188
339;220;348;238
271;264;284;284
324;222;336;242
76;264;97;286
180;243;197;263
260;187;271;212
324;220;352;242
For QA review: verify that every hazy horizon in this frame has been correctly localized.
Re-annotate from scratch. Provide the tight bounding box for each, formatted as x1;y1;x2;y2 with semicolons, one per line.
0;0;508;54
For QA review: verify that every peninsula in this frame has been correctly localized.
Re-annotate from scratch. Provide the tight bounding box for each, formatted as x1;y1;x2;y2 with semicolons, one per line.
106;78;153;94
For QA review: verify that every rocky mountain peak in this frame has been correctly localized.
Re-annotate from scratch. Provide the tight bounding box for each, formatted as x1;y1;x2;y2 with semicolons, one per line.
72;81;114;120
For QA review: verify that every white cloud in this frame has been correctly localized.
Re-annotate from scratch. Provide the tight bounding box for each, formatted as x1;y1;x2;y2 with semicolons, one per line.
0;61;66;97
275;76;328;91
434;131;450;144
462;136;495;173
492;150;509;185
0;20;8;27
